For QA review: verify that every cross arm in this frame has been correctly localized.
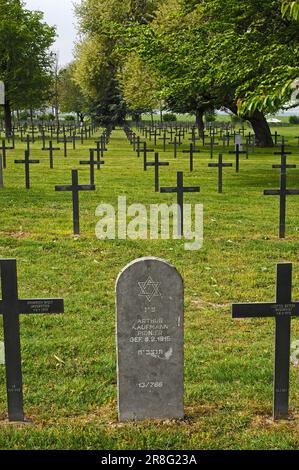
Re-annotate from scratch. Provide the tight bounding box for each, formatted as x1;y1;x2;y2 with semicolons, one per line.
55;185;73;191
77;185;96;191
160;187;178;193
272;164;296;169
274;152;292;155
183;187;200;193
264;189;281;196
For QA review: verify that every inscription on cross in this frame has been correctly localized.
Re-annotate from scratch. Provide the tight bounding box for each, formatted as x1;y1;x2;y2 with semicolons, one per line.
232;263;299;420
0;259;64;422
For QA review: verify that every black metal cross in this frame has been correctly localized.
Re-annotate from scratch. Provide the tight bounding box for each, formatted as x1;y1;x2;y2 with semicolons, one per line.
43;140;61;169
183;143;201;172
0;258;64;422
272;130;281;146
55;169;96;235
80;150;105;184
135;136;143;158
58;134;72;157
264;152;299;238
229;144;247;173
208;154;233;193
80;150;96;185
232;263;299;420
15;150;40;189
159;131;168;152
160;171;200;236
274;142;292;159
205;138;219;159
169;137;182;159
1;139;13;169
143;142;154;171
146;152;169;192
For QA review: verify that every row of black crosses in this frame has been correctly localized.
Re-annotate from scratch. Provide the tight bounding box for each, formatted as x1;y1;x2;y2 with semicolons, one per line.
131;124;299;239
0;121;99;181
2;122;98;146
125;127;250;235
0;129;111;235
135;121;287;150
55;131;110;235
0;259;298;422
133;127;248;182
124;126;200;237
0;132;107;184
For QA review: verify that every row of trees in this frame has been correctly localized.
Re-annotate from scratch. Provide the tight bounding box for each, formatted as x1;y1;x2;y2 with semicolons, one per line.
72;0;299;146
1;1;299;146
0;0;91;134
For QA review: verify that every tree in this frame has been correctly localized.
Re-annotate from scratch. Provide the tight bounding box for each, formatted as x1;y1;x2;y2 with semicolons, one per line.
74;0;161;124
123;0;299;146
234;0;299;116
282;0;299;20
58;64;89;122
0;0;56;134
118;53;160;119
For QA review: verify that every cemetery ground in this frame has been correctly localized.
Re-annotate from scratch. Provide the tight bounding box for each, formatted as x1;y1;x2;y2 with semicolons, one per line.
1;126;299;450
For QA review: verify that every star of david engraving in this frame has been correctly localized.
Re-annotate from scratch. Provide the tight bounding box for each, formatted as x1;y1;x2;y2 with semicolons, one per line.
138;276;162;302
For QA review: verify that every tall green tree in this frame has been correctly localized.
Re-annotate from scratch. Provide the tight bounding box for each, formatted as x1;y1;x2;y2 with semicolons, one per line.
58;64;89;122
125;0;299;146
0;0;56;133
74;0;161;125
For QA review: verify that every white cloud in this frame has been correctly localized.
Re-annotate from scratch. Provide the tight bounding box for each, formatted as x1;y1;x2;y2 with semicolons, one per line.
24;0;77;66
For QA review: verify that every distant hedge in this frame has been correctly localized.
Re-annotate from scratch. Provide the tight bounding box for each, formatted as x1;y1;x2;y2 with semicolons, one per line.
289;116;299;124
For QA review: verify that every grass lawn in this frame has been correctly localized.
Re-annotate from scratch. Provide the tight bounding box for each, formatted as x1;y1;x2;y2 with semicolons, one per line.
0;124;299;450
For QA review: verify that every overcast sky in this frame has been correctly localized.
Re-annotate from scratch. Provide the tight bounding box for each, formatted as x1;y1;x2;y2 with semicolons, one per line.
25;0;78;66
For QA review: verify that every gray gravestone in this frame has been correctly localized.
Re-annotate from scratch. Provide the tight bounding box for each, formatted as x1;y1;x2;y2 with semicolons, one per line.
116;257;184;421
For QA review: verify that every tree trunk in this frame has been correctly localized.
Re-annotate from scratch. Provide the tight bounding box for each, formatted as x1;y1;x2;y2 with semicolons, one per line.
195;110;205;137
4;99;12;137
246;110;273;148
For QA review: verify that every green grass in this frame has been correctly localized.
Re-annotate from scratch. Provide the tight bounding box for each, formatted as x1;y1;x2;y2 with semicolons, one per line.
0;125;299;449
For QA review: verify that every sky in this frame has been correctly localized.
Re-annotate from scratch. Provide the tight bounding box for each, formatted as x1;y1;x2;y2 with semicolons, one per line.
25;0;77;66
